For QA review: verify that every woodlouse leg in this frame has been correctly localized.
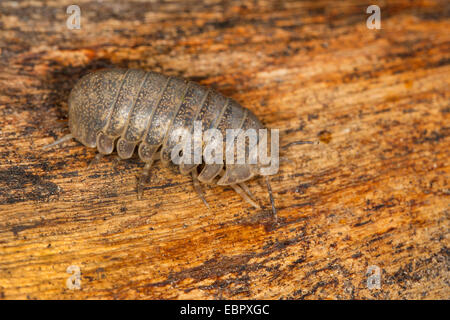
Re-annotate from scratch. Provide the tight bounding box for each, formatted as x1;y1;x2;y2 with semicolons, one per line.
42;134;73;150
88;153;104;169
230;184;260;209
191;170;210;209
137;162;153;200
265;176;277;221
112;155;121;168
238;182;257;203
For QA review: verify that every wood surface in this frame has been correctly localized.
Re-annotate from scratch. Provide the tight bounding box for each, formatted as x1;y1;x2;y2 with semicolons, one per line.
0;0;449;300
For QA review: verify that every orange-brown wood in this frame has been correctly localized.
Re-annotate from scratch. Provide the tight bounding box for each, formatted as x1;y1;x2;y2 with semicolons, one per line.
0;0;448;299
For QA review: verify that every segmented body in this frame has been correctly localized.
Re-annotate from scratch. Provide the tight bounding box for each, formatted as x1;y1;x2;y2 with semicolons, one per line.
68;68;265;186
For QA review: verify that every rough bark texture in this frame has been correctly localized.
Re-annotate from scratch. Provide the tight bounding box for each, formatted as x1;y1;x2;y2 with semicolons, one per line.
0;0;449;299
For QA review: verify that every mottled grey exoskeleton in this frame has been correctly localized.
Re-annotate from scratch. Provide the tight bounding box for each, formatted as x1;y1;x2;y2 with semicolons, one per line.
44;68;278;211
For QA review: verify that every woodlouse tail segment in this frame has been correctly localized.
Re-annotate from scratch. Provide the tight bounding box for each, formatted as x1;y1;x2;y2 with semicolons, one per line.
96;131;115;154
42;134;73;150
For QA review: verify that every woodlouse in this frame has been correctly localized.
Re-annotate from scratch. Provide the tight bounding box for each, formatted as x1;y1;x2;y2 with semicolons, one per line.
44;68;291;212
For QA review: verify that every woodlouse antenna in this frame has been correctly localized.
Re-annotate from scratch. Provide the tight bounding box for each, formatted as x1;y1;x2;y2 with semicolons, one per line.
42;134;73;150
282;140;318;149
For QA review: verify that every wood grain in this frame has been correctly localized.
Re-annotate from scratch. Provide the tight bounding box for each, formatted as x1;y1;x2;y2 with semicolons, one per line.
0;0;448;299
